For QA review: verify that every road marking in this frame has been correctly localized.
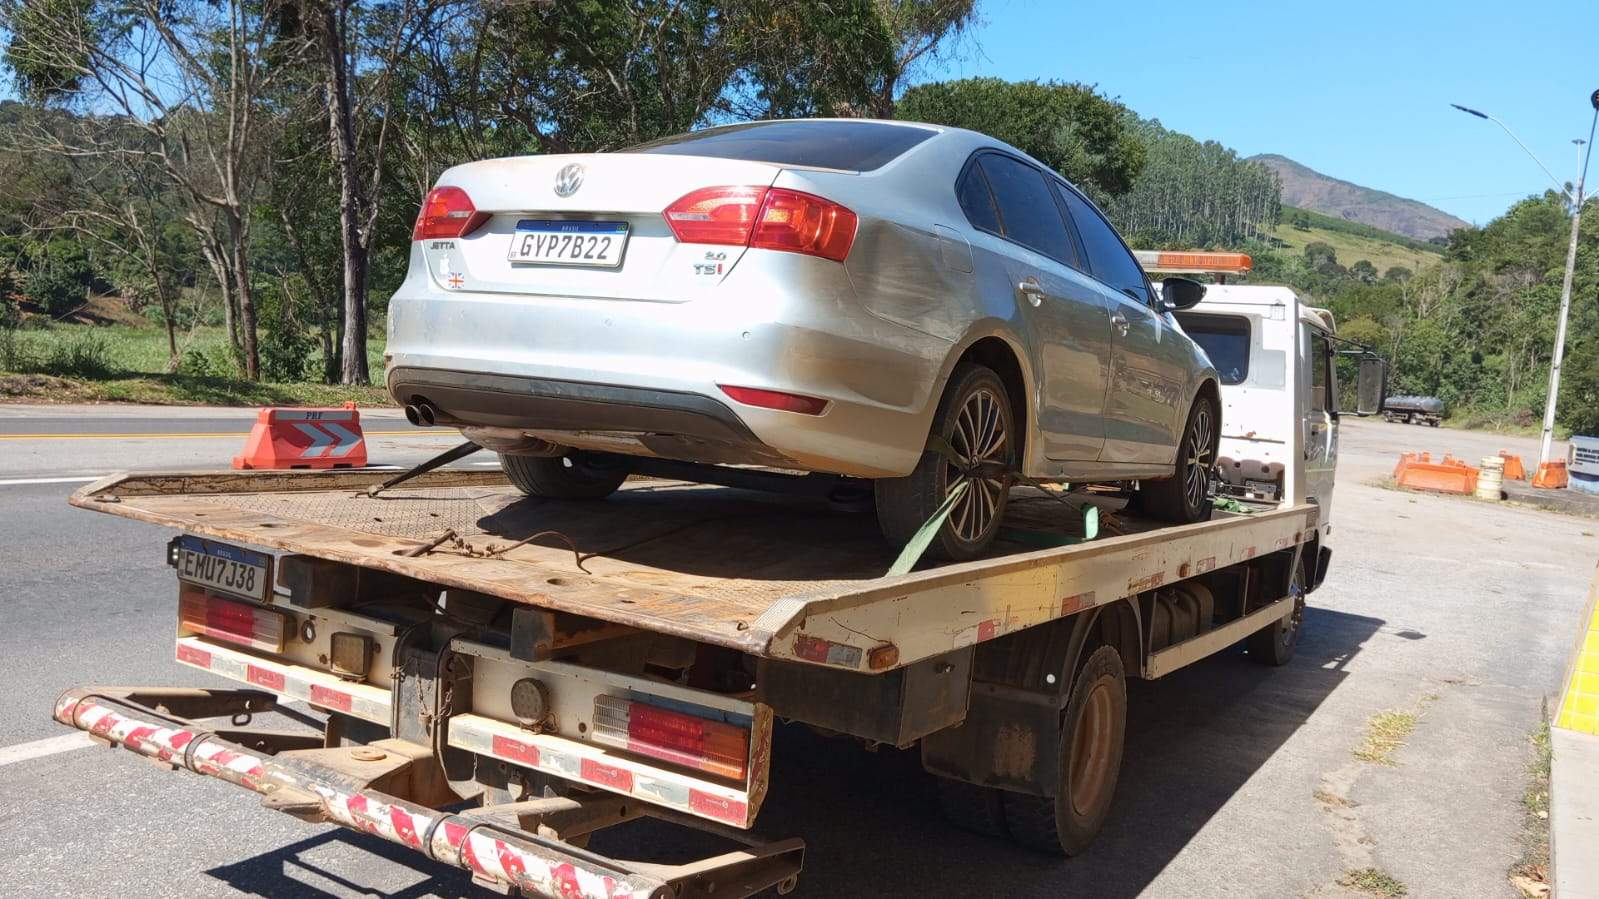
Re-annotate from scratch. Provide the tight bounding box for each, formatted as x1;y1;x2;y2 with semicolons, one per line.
0;732;93;768
0;476;103;486
0;429;447;441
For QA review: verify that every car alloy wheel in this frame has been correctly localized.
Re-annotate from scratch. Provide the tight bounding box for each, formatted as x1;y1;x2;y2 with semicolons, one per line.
944;384;1011;546
1182;400;1215;513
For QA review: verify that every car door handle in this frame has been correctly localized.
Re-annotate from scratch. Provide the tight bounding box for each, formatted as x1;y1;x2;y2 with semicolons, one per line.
1109;311;1129;336
1017;279;1045;306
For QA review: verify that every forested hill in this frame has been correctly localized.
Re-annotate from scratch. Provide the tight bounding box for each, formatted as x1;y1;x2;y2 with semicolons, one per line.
1248;154;1470;241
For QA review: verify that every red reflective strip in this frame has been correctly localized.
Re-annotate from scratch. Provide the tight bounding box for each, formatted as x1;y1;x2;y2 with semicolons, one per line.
688;789;747;824
491;734;540;767
176;643;212;667
580;758;634;792
247;664;285;692
791;634;832;663
977;619;999;641
309;684;353;712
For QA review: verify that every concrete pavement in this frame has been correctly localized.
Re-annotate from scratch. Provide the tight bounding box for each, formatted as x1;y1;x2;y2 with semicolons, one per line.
0;410;1593;897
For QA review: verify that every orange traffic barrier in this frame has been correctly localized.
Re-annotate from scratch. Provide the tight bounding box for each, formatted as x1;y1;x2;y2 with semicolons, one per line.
1498;452;1527;480
1397;461;1478;495
1532;460;1569;490
233;403;368;470
1392;452;1432;480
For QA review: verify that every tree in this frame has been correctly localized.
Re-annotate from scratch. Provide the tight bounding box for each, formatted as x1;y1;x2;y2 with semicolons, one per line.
1104;116;1280;246
1;0;309;379
895;78;1146;197
1350;260;1377;284
865;0;980;116
1383;265;1413;284
1302;241;1337;269
305;0;451;385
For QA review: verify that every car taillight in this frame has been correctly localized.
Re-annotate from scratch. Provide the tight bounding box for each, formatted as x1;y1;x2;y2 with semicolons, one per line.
177;584;287;652
664;186;857;262
413;186;489;241
718;384;828;415
591;694;750;781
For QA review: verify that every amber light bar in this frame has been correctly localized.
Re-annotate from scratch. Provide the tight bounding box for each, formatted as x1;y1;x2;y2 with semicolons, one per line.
177;584;287;653
1134;250;1253;274
590;694;750;781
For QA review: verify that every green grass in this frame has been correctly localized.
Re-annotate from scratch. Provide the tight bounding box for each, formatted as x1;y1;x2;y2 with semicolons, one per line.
1339;868;1408;898
0;321;391;407
1353;709;1418;766
1269;212;1443;277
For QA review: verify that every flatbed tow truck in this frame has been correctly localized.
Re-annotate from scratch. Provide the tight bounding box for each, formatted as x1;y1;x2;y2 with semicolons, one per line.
53;253;1384;898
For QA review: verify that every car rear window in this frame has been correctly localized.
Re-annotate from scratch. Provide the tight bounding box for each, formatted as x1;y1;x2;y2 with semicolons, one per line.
628;121;935;171
1177;313;1251;385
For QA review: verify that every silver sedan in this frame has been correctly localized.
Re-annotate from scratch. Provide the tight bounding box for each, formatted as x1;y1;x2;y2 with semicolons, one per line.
386;119;1220;559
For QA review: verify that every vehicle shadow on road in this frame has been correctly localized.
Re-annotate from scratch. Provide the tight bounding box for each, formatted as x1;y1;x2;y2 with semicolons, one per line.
202;605;1386;898
589;605;1388;898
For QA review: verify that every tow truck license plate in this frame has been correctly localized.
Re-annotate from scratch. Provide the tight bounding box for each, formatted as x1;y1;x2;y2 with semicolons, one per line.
175;536;271;602
508;220;628;267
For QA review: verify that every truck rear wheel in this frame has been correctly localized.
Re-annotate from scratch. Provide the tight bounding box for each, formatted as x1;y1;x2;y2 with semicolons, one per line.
1004;644;1126;856
1246;560;1306;666
501;451;630;500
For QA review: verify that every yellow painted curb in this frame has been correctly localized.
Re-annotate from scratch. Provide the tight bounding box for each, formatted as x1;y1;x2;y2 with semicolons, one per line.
1555;562;1599;734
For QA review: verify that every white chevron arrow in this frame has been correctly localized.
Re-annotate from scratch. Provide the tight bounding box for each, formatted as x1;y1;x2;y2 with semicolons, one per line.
321;422;362;458
293;423;334;458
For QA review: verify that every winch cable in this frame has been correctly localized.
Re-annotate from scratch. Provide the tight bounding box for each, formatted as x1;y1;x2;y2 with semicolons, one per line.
362;440;481;498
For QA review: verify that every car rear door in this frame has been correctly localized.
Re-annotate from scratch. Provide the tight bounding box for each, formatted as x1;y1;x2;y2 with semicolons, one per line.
1055;185;1189;465
961;153;1111;462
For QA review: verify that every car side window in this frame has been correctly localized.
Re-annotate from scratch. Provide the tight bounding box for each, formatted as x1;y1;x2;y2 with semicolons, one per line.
1056;184;1150;305
956;164;1002;235
975;154;1077;266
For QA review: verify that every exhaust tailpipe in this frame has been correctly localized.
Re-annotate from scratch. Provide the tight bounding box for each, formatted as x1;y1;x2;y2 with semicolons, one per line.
404;404;423;427
417;402;438;427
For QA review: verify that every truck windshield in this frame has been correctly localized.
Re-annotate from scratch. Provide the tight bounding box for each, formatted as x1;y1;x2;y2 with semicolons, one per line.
1177;314;1250;385
627;121;936;172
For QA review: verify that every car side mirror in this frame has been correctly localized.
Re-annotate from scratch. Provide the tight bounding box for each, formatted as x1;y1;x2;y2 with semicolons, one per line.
1160;277;1206;311
1355;356;1387;416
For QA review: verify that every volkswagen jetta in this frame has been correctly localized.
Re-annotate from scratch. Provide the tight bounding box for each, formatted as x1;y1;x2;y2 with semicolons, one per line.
386;119;1220;559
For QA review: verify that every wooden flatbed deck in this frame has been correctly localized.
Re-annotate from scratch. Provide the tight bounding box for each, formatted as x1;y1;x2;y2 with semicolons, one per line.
71;469;1319;673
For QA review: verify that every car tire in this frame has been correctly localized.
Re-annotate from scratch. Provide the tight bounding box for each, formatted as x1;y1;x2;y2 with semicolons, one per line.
1134;394;1218;524
875;362;1014;562
500;451;630;500
1003;644;1127;856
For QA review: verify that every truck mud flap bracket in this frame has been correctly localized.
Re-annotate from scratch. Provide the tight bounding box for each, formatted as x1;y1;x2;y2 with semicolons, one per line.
54;687;804;899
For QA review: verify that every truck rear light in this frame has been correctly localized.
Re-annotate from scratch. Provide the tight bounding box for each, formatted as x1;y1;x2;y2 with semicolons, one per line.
177;586;286;653
718;385;828;415
413;186;489;241
590;695;749;781
664;186;856;262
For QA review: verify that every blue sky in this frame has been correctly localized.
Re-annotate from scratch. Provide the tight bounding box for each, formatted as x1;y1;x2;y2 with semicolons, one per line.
928;0;1599;225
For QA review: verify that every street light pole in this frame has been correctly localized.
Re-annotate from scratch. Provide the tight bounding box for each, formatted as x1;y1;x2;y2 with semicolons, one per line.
1454;94;1599;464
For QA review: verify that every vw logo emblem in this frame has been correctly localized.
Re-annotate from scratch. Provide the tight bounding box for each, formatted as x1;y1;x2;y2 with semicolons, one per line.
554;163;584;198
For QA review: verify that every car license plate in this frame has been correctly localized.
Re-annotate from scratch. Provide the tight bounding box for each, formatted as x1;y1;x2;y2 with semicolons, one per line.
508;220;628;267
175;536;272;602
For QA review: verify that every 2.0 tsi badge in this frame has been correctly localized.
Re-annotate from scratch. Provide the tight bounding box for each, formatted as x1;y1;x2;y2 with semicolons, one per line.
554;163;585;198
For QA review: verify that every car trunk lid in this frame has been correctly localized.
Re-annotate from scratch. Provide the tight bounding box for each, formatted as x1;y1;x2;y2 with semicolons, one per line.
421;153;784;301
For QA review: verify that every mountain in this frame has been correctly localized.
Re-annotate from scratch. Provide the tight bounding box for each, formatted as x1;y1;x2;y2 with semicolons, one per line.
1248;154;1471;241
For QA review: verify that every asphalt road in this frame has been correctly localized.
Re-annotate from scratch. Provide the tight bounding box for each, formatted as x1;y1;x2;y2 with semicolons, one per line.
0;409;1592;898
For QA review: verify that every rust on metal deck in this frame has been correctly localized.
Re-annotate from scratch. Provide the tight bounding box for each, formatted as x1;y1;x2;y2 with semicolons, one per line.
71;469;904;653
69;469;1265;663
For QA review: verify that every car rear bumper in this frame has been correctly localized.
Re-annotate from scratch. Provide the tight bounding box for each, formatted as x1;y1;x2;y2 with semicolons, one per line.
384;251;948;478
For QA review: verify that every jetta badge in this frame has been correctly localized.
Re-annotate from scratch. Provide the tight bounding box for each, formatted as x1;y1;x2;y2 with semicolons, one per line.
554;163;584;198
